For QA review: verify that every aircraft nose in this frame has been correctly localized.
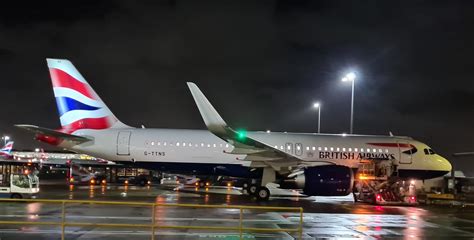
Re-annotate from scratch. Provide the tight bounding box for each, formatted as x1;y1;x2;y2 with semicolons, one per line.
436;155;452;173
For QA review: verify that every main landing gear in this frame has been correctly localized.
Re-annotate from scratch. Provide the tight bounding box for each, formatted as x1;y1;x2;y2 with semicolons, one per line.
242;167;274;201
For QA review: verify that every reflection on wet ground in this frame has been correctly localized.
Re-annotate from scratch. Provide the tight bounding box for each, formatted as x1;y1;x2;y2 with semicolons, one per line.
0;184;472;239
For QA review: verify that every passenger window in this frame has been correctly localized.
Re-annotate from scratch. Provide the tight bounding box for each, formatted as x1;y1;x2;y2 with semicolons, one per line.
306;146;310;151
312;147;316;151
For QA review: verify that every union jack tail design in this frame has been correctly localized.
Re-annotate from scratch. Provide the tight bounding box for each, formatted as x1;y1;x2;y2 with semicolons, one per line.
47;59;128;133
0;141;14;157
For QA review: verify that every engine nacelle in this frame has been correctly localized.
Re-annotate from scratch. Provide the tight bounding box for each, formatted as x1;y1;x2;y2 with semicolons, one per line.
280;165;354;196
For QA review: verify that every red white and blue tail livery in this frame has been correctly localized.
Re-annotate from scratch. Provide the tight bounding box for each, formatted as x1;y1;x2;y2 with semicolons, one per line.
0;141;14;158
16;59;129;146
47;59;127;133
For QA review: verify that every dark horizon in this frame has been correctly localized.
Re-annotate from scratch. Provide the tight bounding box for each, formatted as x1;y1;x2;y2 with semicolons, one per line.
0;0;473;175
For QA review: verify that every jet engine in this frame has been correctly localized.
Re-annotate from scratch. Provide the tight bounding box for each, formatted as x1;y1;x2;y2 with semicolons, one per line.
280;165;354;196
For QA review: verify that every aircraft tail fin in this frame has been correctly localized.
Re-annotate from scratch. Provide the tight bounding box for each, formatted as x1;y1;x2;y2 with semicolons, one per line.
0;141;14;156
46;58;129;133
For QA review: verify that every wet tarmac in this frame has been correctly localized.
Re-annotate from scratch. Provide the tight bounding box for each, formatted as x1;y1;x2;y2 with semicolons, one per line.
0;183;473;239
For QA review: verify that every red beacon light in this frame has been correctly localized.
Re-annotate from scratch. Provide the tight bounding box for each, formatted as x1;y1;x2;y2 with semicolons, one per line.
376;194;382;202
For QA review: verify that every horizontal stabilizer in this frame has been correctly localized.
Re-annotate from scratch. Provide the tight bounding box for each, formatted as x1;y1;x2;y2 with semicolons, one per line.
15;124;91;144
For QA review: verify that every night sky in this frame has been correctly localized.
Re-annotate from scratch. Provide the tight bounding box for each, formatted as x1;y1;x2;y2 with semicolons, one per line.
0;1;473;175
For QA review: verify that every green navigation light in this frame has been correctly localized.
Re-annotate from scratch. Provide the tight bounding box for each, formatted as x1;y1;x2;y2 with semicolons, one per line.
236;129;247;141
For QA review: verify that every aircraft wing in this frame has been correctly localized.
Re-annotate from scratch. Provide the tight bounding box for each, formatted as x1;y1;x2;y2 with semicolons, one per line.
187;82;302;172
15;124;91;144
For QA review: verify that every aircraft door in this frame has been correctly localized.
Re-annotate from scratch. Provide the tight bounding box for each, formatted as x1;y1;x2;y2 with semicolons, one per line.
117;131;131;156
285;143;293;155
295;143;303;156
398;141;413;164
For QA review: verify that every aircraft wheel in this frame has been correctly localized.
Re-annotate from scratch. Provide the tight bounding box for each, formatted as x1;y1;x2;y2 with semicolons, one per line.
249;184;258;196
256;187;270;201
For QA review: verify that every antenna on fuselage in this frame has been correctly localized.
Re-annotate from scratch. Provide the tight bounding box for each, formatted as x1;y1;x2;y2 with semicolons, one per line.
389;131;394;137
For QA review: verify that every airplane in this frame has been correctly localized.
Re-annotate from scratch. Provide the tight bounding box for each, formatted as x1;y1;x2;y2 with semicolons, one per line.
16;58;452;200
0;141;14;159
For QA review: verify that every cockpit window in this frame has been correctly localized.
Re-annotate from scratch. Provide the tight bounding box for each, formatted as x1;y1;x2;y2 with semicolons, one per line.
424;148;436;155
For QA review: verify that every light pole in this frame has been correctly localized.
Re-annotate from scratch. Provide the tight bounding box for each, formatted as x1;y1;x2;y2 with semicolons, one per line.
342;72;356;134
313;102;321;134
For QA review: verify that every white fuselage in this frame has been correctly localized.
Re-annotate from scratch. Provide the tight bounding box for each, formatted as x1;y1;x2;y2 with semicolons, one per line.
59;127;452;179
